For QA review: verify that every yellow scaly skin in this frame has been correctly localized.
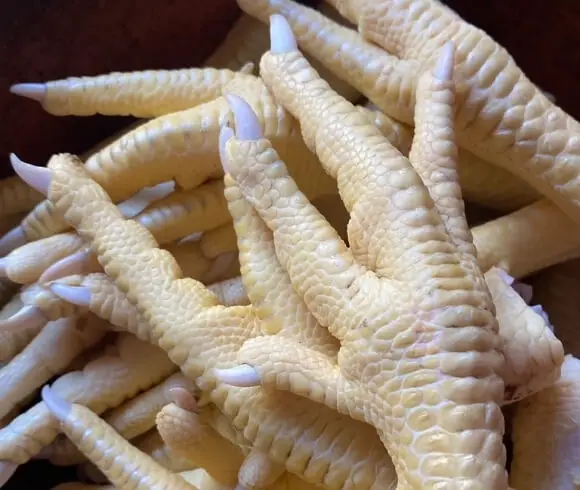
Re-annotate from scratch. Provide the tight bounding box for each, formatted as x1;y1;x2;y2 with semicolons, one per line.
41;386;198;490
0;102;546;289
21;33;560;490
217;20;508;489
4;2;544;254
47;372;193;467
8;73;324;247
31;154;398;490
238;0;580;225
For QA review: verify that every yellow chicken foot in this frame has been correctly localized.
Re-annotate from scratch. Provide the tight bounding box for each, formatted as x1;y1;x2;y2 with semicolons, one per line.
133;429;196;473
47;372;194;467
10;68;254;118
22;155;398;489
240;0;580;225
40;386;198;490
217;18;507;488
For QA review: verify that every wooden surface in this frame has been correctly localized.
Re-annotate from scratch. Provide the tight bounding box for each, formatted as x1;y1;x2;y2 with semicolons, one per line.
0;0;578;488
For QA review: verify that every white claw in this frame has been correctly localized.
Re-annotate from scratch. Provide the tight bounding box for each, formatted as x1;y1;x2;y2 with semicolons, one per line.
9;153;51;195
0;306;46;331
270;14;297;54
9;83;47;102
434;41;455;80
50;284;92;307
224;94;263;141
41;385;72;421
0;461;18;487
0;226;27;257
214;364;262;387
39;249;93;283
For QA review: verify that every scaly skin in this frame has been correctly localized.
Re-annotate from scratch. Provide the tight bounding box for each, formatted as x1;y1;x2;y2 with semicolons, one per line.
215;20;507;489
238;0;580;225
40;387;198;490
37;150;399;490
13;68;254;119
48;372;193;466
5;3;546;254
20;53;558;490
236;0;541;214
10;74;313;245
0;333;176;464
485;268;564;403
133;429;196;473
510;355;580;489
2;114;549;290
155;402;245;486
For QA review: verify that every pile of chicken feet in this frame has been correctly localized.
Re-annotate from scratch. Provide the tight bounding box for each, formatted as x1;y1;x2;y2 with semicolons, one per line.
0;1;578;489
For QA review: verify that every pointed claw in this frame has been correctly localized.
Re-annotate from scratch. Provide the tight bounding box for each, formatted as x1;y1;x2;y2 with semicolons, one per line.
9;83;46;102
41;385;72;421
0;305;46;331
224;94;263;141
0;461;18;487
214;364;262;387
39;250;92;283
0;227;27;257
49;284;91;307
434;41;455;80
9;153;51;195
269;14;297;54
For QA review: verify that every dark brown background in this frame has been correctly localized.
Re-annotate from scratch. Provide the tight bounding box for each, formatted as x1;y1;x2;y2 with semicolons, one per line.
0;0;579;487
